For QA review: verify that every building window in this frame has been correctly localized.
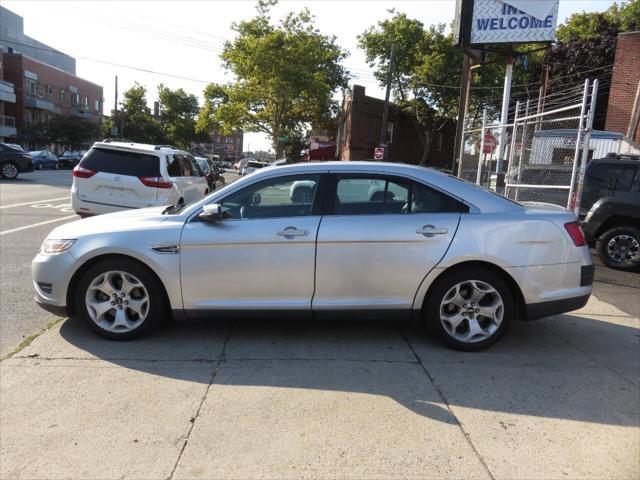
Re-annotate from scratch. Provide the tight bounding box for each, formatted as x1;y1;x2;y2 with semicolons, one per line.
94;99;100;112
46;85;54;98
83;96;88;109
60;89;66;102
26;80;38;97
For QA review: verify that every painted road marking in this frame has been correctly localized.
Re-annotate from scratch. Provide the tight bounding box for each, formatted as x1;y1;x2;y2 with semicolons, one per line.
30;203;74;213
0;215;78;236
0;196;69;210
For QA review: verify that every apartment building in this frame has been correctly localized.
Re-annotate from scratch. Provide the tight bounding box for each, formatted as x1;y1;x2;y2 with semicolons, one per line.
0;6;103;143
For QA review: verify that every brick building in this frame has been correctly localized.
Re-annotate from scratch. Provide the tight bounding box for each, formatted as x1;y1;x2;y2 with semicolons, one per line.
605;31;640;142
209;130;244;160
336;85;456;168
0;6;103;145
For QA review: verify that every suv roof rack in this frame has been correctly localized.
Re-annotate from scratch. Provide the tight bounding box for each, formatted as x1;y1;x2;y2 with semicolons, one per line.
154;145;178;150
102;138;136;144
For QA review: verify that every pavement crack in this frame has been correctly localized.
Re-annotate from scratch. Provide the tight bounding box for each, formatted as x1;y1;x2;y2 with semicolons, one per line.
167;323;233;480
399;327;496;480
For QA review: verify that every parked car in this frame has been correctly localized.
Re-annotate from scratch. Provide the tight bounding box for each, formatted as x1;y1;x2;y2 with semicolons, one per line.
195;156;217;192
219;160;233;169
58;150;85;169
70;141;209;216
241;160;268;176
0;143;33;179
30;150;59;170
579;154;640;271
34;162;593;351
2;143;23;152
234;157;255;172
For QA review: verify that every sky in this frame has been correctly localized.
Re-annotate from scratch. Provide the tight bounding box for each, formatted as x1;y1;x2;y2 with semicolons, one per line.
3;0;618;152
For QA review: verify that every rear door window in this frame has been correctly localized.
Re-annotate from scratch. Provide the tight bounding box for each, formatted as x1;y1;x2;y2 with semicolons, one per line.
82;148;160;176
333;175;466;215
588;164;637;192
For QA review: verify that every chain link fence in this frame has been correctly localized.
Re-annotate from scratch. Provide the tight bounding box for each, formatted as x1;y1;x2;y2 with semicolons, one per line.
458;79;599;213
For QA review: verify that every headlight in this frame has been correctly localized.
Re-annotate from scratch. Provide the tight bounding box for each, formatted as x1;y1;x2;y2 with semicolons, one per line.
40;239;77;255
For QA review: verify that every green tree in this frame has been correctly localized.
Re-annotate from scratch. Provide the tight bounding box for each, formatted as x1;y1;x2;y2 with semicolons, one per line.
120;83;162;143
540;0;639;128
197;0;348;156
48;115;101;149
157;84;203;149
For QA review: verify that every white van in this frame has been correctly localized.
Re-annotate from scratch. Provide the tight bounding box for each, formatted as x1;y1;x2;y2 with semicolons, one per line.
71;141;209;216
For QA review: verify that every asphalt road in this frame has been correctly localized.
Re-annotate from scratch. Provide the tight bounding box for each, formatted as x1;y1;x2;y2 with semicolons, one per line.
0;168;638;357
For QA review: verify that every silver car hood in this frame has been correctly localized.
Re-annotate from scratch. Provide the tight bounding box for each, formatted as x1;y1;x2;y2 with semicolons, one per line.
47;206;176;239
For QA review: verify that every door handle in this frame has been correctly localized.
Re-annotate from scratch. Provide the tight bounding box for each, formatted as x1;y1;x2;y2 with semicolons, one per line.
416;225;448;237
277;227;310;238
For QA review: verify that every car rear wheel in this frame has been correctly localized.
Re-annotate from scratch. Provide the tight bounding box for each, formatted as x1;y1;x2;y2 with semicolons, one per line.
425;269;512;351
596;226;640;271
75;259;166;339
1;161;19;179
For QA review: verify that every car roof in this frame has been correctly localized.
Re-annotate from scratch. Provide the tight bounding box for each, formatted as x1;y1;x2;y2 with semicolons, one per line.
590;154;640;165
91;141;187;156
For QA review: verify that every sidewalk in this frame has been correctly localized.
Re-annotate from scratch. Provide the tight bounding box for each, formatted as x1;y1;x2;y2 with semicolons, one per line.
1;296;638;479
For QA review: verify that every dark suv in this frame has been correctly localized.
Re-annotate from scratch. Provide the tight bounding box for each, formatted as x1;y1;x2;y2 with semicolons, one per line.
579;154;640;271
0;143;34;179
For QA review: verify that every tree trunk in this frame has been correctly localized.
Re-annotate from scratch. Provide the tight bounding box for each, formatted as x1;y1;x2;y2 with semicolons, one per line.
419;127;433;166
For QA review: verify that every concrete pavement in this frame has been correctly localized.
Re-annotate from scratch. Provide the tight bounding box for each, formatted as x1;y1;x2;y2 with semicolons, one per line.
1;296;638;479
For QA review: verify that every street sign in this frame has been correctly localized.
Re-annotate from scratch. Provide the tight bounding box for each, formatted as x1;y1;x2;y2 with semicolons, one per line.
455;0;559;46
374;147;385;161
481;133;498;154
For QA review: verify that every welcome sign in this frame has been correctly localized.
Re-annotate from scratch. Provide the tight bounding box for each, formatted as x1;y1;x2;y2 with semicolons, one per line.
454;0;559;46
471;0;558;43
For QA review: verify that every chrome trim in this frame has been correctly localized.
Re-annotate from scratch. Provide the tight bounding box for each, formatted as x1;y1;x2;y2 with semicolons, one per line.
150;245;180;254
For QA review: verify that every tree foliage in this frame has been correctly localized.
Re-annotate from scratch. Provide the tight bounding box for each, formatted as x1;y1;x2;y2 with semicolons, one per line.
19;115;100;149
158;84;205;148
197;0;349;155
120;83;162;143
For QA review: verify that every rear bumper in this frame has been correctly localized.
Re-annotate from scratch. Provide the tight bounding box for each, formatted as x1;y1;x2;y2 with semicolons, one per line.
526;294;590;320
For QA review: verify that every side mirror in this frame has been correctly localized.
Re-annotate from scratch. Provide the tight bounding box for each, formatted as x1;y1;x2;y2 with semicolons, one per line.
199;203;223;222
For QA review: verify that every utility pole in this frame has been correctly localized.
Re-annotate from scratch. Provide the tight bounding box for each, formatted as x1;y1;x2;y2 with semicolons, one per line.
495;54;514;189
113;75;119;137
379;44;396;156
453;52;472;175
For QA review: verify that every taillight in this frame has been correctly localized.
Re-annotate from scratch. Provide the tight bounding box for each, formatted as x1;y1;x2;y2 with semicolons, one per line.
72;165;96;178
138;176;173;189
564;221;586;247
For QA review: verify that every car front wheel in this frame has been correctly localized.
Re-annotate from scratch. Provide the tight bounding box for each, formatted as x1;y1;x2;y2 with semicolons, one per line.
426;269;513;351
1;161;19;179
75;259;166;339
597;226;640;271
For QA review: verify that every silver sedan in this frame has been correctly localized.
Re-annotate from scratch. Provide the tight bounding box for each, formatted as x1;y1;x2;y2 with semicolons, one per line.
32;162;594;351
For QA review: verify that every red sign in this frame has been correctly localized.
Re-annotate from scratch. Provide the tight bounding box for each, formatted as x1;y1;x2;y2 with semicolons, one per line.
374;147;385;160
481;133;498;154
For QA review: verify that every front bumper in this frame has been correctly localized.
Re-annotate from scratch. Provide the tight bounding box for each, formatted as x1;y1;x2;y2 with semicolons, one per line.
35;297;69;317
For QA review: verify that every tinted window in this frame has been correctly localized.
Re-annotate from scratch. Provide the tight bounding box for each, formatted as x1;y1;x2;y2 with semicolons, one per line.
166;155;181;177
588;163;637;192
81;148;160;176
334;176;464;215
196;159;210;174
220;174;319;220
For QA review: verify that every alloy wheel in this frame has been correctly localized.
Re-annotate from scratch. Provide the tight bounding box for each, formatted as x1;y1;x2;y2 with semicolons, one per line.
1;162;18;179
85;271;150;333
439;280;504;344
607;234;640;264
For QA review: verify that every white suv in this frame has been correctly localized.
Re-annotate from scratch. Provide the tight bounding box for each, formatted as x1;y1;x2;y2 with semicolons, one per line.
71;141;209;216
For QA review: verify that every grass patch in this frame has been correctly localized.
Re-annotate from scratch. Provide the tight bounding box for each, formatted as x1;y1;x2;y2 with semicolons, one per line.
1;316;64;361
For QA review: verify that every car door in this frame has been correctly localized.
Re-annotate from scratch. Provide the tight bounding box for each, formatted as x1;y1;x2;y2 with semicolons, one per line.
180;173;323;313
186;155;208;198
166;154;193;202
313;173;463;314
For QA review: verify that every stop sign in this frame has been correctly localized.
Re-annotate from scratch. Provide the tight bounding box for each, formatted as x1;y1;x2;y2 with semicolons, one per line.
481;133;497;154
374;147;385;160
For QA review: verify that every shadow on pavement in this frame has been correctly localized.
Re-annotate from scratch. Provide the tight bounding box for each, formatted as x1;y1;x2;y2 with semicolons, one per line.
53;313;640;428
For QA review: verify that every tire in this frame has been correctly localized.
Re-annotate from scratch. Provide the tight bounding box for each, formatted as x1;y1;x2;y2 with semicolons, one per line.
1;161;19;179
75;258;167;340
596;226;640;271
425;268;513;351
